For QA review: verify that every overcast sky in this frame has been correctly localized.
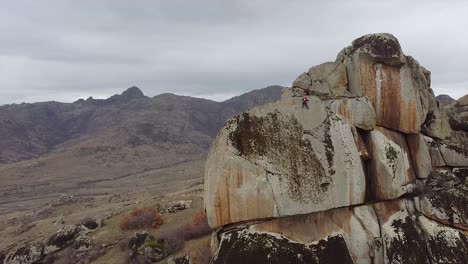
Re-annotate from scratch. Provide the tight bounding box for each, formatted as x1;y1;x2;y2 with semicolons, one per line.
0;0;467;105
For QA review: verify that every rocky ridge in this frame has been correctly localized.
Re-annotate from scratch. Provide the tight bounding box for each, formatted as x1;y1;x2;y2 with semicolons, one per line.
204;33;468;263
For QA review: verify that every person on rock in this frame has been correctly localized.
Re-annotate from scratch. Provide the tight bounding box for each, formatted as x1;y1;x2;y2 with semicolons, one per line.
302;96;309;109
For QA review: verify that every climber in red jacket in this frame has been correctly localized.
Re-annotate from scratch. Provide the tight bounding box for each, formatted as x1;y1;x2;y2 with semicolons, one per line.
302;96;309;109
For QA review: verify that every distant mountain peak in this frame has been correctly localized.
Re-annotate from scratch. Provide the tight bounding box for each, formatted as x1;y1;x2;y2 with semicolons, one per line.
121;86;145;99
436;94;455;106
105;86;146;104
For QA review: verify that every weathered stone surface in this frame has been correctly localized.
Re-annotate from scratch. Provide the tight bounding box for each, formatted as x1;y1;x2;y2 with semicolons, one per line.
351;126;370;160
406;133;431;178
353;61;425;133
439;143;468;166
350;33;405;66
212;229;353;264
421;91;452;139
368;126;416;200
328;97;376;130
418;215;468;263
4;242;44;264
211;204;383;264
418;188;468;230
292;73;313;92
128;232;149;251
374;199;468;264
251;205;381;264
71;236;93;251
162;200;192;214
81;217;99;230
293;61;349;97
204;97;366;227
373;200;431;264
422;136;446;167
308;62;349;97
204;33;468;264
417;167;468;230
424;168;457;191
458;94;468;106
44;224;87;254
447;102;468;132
343;34;446;134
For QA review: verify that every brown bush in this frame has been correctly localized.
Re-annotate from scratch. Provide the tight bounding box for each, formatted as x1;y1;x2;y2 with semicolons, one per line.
155;209;212;256
181;209;211;240
120;208;163;230
157;228;185;255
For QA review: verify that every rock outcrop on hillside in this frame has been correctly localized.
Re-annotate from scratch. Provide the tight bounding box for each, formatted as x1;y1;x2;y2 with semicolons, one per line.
436;94;455;106
204;33;468;263
443;94;468;147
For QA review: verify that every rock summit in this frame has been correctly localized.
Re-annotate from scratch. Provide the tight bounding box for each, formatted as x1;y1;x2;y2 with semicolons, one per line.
204;33;468;263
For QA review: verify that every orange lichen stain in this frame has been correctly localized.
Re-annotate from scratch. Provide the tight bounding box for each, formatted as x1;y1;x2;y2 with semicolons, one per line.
378;127;416;185
360;61;377;108
254;207;351;243
404;100;417;133
214;164;275;227
380;64;402;131
373;200;402;223
337;99;355;124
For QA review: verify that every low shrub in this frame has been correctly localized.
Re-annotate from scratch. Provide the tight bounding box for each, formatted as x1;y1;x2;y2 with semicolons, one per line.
120;208;163;230
155;209;212;255
157;228;184;255
180;209;211;240
144;236;163;250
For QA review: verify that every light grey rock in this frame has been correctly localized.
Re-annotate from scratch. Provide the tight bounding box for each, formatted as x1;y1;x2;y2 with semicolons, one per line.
374;199;468;264
406;134;431;179
44;224;87;254
439;143;468;166
422;136;446;167
291;73;311;90
350;33;405;66
4;242;44;264
368;127;416;200
211;204;381;264
421;91;452;139
342;34;449;135
71;236;93;251
417;167;468;230
418;215;468;263
373;200;432;264
165;200;192;213
204;96;366;228
292;61;349;97
307;61;349;97
328;96;376;130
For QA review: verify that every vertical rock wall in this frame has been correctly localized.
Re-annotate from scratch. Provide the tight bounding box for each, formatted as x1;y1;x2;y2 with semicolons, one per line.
204;33;468;263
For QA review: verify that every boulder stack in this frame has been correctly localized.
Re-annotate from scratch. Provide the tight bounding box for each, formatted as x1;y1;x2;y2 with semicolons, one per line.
204;33;468;263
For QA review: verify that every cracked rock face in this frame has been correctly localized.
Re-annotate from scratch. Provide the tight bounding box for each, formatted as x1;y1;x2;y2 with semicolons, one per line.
204;97;366;227
213;229;354;264
44;224;87;255
368;126;416;200
205;33;468;263
4;242;44;264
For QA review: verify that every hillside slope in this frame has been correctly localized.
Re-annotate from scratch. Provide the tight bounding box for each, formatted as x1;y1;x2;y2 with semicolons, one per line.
0;86;282;213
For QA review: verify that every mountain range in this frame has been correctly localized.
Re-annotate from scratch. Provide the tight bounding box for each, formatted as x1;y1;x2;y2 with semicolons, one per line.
0;86;282;212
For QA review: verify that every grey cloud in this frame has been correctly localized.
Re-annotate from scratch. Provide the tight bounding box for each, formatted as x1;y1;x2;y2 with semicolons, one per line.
0;0;467;105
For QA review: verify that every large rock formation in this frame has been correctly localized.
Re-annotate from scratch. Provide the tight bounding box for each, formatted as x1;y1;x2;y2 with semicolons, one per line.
204;33;468;263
